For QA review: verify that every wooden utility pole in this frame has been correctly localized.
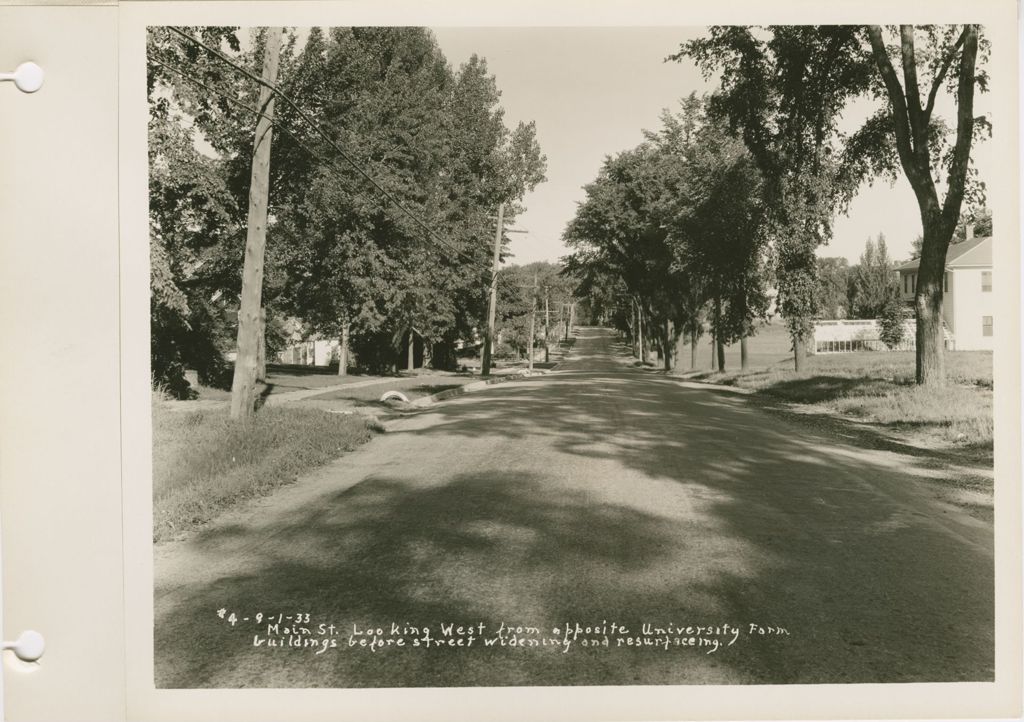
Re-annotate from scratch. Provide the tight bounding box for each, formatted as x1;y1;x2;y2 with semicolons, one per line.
527;273;538;373
255;307;267;382
481;203;504;376
230;27;282;420
543;287;550;363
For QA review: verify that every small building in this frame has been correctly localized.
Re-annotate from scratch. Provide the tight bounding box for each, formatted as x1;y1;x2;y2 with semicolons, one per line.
895;232;993;351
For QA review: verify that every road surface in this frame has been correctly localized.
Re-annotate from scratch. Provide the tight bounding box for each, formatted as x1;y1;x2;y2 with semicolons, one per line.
154;327;993;688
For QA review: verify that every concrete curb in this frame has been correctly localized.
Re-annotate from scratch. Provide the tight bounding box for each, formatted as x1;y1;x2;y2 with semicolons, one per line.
411;369;549;408
264;372;474;405
667;379;754;395
263;376;409;405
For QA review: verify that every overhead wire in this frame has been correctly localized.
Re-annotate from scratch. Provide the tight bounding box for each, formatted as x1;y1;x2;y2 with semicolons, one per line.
163;27;527;300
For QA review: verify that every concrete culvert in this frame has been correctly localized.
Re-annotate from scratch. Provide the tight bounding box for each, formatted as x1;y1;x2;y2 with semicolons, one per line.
379;390;410;403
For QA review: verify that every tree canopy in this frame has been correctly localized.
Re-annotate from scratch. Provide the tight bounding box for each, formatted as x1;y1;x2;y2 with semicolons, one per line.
148;27;547;393
564;95;770;371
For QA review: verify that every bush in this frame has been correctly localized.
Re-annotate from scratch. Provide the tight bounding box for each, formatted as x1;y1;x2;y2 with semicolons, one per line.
151;301;234;398
879;297;909;349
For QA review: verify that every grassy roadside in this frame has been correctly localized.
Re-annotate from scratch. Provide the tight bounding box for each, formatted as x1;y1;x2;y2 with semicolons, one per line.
677;350;993;458
153;402;377;542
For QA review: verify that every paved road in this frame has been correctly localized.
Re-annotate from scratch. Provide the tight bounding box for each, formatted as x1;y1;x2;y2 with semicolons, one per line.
155;327;993;688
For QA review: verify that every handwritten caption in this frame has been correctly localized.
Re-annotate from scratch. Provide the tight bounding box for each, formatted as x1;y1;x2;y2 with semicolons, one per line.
215;609;789;656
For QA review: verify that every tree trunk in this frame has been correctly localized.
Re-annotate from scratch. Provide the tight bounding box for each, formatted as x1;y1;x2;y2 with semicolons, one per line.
663;319;674;371
229;28;282;420
915;240;947;385
794;336;805;372
407;328;415;371
690;327;698;370
866;25;978;386
740;335;749;371
337;320;349;376
634;301;640;357
255;307;266;382
637;303;644;364
713;298;725;371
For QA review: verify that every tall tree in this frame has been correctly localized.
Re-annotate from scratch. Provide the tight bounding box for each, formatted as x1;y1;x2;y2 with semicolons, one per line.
855;25;988;384
666;105;769;371
814;257;850;320
148;26;248;396
848;234;898;318
674;26;874;370
275;31;545;373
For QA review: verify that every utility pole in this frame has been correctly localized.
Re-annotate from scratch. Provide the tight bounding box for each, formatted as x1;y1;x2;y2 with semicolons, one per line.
481;202;504;376
527;273;538;373
230;27;282;420
563;302;570;342
255;307;267;382
543;286;550;363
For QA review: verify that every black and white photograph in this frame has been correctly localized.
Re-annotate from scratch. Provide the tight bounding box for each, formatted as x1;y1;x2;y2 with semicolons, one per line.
148;22;1002;692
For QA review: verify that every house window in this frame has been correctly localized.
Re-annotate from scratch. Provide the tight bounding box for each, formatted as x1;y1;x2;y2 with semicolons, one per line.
982;316;993;337
911;273;916;293
982;271;992;292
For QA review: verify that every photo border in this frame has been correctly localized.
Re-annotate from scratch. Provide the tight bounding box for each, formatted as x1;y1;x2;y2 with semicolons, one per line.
120;2;1022;720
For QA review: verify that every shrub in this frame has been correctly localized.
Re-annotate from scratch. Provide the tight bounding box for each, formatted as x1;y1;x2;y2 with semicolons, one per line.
879;297;909;349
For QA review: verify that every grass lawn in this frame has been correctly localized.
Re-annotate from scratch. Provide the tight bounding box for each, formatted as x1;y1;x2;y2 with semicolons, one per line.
191;364;402;401
152;403;377;542
680;319;794;371
675;322;993;455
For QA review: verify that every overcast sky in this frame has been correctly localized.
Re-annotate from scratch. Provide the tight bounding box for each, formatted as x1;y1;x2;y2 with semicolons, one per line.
431;26;993;267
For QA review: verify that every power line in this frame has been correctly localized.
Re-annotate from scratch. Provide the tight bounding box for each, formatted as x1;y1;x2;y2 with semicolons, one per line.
164;27;526;298
153;53;527;303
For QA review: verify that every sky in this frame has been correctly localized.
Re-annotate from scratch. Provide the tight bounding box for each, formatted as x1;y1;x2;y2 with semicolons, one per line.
430;27;993;267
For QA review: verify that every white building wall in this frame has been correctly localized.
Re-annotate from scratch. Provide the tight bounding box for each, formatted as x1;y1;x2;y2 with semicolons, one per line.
313;339;338;366
942;270;956;334
951;268;994;350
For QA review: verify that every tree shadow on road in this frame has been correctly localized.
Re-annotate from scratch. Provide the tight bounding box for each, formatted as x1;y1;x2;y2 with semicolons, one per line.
156;472;739;688
155;361;994;689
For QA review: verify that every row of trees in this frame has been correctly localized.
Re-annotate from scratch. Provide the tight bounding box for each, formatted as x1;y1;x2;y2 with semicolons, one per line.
149;27;547;399
567;25;988;384
564;94;768;372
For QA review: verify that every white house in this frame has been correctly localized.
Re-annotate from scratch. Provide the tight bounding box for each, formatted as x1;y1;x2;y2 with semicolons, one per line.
895;232;993;351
